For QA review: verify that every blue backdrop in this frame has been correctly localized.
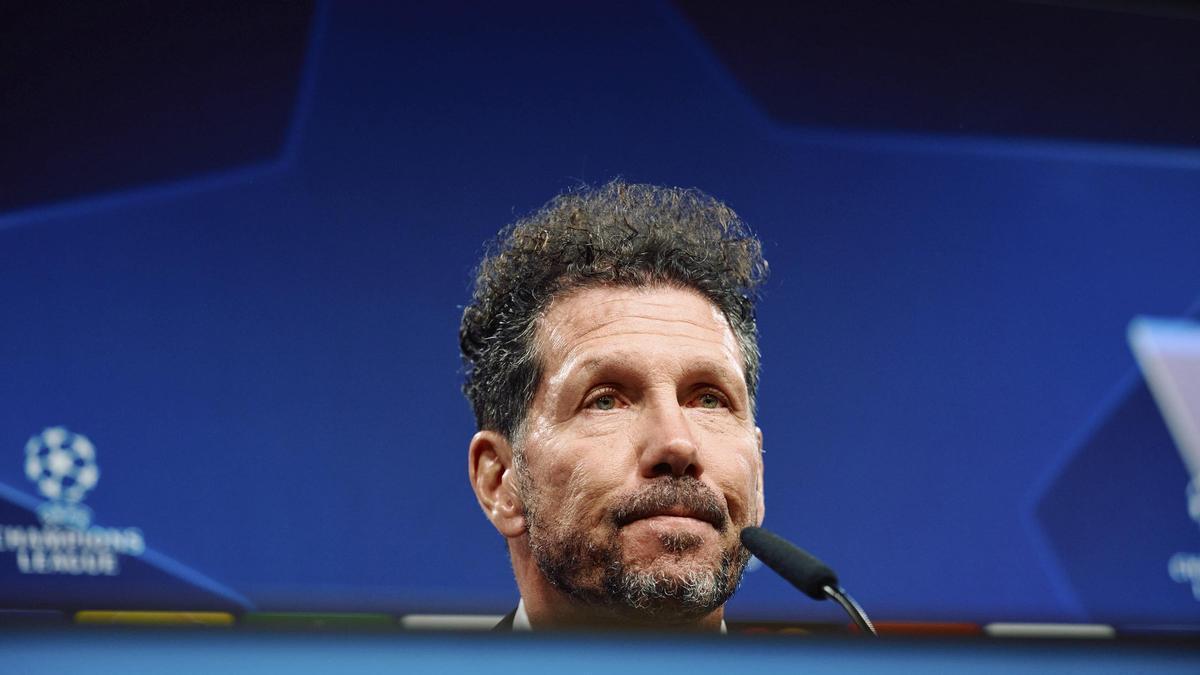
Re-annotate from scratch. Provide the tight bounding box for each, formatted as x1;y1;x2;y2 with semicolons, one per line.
2;1;1198;626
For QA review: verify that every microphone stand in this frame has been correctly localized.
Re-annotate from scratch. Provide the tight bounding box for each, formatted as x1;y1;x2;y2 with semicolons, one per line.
822;584;877;636
740;526;878;637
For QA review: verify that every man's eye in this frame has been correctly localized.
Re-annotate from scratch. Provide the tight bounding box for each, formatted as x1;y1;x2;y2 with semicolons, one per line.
697;392;724;409
592;394;617;411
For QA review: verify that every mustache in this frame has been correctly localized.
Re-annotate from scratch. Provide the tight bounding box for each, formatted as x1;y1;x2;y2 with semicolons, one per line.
609;477;728;533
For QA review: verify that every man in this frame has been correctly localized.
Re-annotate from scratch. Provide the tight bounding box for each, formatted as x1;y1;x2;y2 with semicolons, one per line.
461;180;767;631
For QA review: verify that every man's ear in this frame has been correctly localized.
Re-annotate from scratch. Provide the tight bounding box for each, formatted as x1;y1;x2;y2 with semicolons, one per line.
755;427;766;527
468;430;526;538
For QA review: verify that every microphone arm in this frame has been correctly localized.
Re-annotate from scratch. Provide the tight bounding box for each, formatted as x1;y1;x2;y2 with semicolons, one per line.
822;584;876;636
740;526;877;636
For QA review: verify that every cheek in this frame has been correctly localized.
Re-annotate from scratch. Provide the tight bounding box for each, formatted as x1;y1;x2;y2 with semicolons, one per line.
713;448;761;524
532;449;627;527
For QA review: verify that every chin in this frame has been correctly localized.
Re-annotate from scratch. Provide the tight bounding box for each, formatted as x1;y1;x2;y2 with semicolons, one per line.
638;548;732;589
529;512;749;618
605;560;735;620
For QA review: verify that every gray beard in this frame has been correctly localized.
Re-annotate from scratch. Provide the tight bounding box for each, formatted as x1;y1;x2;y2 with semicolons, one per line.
521;475;751;622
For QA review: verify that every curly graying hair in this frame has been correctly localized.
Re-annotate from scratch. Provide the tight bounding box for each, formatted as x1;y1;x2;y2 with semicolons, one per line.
460;180;767;439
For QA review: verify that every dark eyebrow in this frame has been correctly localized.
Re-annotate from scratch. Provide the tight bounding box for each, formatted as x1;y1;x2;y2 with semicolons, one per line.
567;352;747;400
567;353;644;379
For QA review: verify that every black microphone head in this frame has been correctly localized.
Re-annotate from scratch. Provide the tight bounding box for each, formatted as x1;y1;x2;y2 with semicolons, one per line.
740;526;838;601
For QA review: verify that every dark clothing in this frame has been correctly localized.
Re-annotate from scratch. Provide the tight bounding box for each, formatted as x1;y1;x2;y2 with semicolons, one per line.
493;608;517;632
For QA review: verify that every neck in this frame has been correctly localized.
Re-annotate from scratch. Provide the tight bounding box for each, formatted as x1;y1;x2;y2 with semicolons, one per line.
510;540;725;632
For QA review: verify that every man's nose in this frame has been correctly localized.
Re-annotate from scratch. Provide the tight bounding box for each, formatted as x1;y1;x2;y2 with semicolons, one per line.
636;394;701;479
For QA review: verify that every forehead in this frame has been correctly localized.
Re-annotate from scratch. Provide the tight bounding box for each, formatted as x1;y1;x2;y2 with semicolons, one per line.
535;285;743;376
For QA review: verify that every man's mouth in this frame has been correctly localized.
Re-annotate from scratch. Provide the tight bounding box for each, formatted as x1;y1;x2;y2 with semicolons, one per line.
617;505;721;528
610;479;728;532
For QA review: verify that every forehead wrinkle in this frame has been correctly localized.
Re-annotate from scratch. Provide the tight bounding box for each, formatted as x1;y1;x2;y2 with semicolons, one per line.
567;329;736;353
547;284;728;325
559;341;746;392
543;314;734;366
551;321;743;383
534;285;746;400
583;291;681;309
558;311;727;344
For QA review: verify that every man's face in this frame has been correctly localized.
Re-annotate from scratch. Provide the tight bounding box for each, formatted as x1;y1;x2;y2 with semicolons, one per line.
515;284;764;621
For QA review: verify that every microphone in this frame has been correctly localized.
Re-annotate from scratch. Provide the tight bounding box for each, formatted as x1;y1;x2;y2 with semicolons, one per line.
740;526;877;636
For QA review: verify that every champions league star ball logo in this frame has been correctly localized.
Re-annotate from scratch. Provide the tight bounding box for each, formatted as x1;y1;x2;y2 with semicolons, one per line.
0;426;145;575
24;426;99;530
